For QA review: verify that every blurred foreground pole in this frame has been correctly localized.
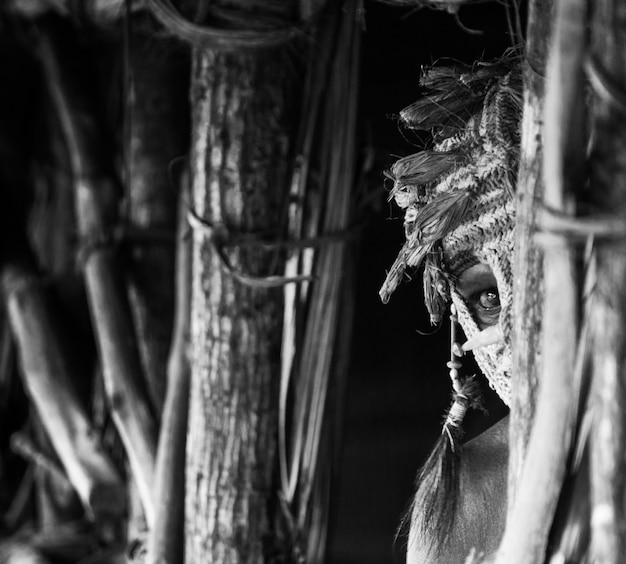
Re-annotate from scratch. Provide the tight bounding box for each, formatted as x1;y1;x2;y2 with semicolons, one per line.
588;1;626;561
509;0;552;496
500;0;587;559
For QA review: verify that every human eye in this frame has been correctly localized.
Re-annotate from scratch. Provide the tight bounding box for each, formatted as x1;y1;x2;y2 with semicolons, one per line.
477;288;500;311
455;263;501;330
469;287;501;328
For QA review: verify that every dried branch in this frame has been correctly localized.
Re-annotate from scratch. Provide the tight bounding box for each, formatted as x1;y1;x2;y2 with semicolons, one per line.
2;264;125;523
146;0;298;51
146;183;192;564
277;5;361;562
37;27;158;525
3;0;146;25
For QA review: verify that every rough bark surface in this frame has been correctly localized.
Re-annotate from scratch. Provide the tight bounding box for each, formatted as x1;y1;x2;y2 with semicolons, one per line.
588;1;626;560
509;0;552;505
185;45;296;563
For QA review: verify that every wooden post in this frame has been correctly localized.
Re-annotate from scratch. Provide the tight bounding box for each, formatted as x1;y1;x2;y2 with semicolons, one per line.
509;0;552;501
497;0;586;559
184;7;299;562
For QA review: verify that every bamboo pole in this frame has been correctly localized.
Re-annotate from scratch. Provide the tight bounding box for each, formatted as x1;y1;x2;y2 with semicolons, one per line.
146;184;192;564
2;264;125;523
37;28;158;525
588;1;626;561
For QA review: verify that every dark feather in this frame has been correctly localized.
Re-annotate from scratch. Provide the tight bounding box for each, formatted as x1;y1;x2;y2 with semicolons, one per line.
401;57;520;135
380;191;471;303
389;151;466;189
379;242;430;303
400;94;482;135
410;189;472;243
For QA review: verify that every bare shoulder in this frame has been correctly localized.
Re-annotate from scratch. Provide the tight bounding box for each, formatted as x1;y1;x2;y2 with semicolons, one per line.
406;416;509;564
462;414;509;481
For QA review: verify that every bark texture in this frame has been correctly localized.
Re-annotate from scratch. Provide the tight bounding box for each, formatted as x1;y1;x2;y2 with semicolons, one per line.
509;0;552;501
185;45;296;563
588;1;626;560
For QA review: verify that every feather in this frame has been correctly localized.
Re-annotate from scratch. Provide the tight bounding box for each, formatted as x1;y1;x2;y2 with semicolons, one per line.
400;94;481;135
410;189;473;243
389;151;466;189
401;58;520;134
379;191;471;303
378;242;430;303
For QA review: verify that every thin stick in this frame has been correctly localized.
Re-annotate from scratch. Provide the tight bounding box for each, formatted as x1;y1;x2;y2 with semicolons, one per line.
146;180;192;564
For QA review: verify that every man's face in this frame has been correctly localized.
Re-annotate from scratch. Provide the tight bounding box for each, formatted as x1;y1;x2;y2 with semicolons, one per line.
448;228;514;406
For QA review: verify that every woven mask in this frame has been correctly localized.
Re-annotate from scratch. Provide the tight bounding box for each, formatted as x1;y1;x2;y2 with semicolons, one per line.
380;60;522;406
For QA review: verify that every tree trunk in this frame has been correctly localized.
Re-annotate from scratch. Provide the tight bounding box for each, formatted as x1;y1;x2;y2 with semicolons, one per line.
184;39;298;563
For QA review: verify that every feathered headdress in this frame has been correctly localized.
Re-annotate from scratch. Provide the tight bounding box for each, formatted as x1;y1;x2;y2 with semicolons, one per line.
380;57;522;327
385;57;523;558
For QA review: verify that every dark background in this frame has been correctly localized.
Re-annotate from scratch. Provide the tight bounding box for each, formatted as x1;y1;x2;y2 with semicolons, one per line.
0;2;518;561
327;3;516;562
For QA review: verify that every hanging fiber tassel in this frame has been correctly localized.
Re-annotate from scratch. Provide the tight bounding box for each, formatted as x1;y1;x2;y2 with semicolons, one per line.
401;304;483;557
422;249;448;326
